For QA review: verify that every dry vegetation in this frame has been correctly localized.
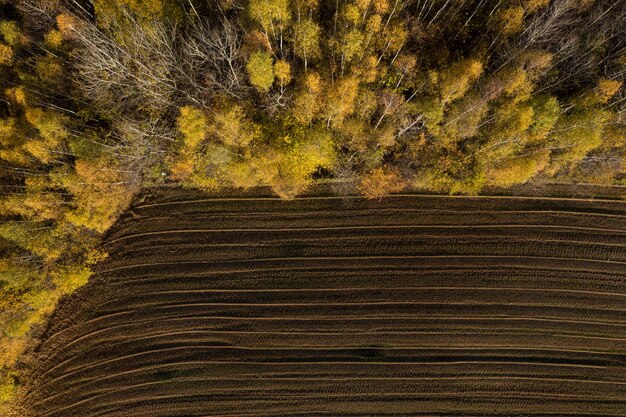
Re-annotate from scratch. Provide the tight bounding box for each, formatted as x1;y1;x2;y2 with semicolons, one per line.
18;190;626;416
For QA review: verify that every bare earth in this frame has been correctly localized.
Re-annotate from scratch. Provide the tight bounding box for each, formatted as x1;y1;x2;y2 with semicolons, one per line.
23;189;626;416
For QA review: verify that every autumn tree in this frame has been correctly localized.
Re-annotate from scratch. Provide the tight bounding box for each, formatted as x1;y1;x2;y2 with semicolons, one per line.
438;58;484;104
252;126;334;198
177;106;207;149
486;150;551;187
246;51;275;92
491;3;527;36
1;2;626;401
212;104;259;148
170;106;208;180
22;108;68;163
93;0;183;27
0;222;66;263
293;19;320;67
274;59;291;92
248;0;291;42
547;108;613;173
358;167;405;199
56;158;134;233
547;78;622;174
323;77;359;127
292;72;322;125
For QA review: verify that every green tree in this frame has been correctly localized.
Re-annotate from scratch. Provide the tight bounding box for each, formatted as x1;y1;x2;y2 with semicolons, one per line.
442;93;489;144
0;372;17;403
484;101;535;145
341;30;365;63
24;109;68;146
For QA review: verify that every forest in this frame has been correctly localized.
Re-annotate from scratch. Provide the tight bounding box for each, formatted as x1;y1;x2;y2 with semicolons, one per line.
0;0;624;407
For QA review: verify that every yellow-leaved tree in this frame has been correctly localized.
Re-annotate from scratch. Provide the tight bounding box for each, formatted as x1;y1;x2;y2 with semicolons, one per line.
246;51;275;92
57;158;134;233
486;150;551;187
358;167;406;199
248;0;291;39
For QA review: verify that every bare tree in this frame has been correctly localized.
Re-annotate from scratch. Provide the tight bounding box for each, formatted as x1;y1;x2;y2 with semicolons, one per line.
179;19;247;101
72;13;179;119
521;0;626;93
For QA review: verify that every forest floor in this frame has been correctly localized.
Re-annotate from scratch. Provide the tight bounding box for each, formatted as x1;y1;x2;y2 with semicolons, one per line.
19;186;626;416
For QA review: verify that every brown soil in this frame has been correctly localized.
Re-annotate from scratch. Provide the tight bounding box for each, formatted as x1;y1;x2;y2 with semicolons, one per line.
22;189;626;416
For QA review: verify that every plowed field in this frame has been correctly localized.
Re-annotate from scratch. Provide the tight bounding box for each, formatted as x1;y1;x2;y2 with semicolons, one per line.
24;190;626;416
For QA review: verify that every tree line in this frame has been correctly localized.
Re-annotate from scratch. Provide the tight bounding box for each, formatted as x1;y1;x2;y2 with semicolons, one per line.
0;0;624;408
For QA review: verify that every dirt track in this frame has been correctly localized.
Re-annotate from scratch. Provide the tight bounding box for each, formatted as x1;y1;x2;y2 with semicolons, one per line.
23;189;626;416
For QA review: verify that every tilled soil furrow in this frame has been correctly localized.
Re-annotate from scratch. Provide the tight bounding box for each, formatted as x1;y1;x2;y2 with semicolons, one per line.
39;390;626;417
35;345;626;387
103;222;626;244
33;304;626;367
105;232;626;263
24;192;626;416
33;314;626;372
99;266;626;291
34;362;626;407
37;377;626;417
95;256;626;280
95;256;626;281
93;287;626;311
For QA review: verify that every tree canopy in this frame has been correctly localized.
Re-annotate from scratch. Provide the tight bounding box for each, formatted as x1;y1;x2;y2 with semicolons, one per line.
0;0;624;409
